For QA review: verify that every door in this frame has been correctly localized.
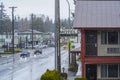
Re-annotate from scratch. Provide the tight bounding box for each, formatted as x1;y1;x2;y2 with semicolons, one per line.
85;30;97;56
86;64;97;80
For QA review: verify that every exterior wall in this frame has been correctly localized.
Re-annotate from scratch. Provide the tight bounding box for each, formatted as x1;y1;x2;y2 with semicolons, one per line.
97;31;120;56
85;63;120;80
81;29;86;77
97;79;120;80
80;29;120;79
97;64;101;79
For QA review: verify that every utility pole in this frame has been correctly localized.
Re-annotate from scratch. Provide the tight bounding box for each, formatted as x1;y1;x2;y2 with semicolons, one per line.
31;14;34;49
55;0;61;73
0;2;4;34
9;6;17;80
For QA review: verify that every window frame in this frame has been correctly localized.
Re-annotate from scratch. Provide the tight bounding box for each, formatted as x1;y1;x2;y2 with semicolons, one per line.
101;31;119;45
101;64;107;77
101;31;107;44
101;64;120;78
108;64;118;77
108;31;118;44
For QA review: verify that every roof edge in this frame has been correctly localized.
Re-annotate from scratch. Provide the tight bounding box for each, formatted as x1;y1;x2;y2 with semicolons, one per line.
74;26;120;30
77;0;120;1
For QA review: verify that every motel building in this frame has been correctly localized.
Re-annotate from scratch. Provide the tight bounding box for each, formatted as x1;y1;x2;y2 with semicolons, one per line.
73;0;120;80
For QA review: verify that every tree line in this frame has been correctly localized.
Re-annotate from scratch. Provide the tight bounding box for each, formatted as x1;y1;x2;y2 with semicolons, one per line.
0;3;73;34
0;14;73;34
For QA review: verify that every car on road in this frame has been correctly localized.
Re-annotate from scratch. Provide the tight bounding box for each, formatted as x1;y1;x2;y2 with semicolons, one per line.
34;45;42;55
20;51;30;58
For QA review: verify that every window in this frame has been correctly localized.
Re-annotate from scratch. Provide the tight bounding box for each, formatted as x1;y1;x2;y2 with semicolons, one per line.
101;64;107;77
107;48;119;53
108;31;118;44
119;64;120;77
101;64;120;78
101;31;119;45
108;64;118;77
101;31;107;44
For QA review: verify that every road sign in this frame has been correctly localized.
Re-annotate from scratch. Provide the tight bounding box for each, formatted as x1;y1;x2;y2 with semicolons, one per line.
68;42;72;51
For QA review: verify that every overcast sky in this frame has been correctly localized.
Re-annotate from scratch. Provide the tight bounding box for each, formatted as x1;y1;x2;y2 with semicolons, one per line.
0;0;75;20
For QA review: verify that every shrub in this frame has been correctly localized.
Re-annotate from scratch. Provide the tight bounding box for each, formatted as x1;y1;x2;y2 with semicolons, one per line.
76;57;81;61
68;63;78;72
15;48;22;52
74;77;87;80
4;51;12;54
61;73;67;80
4;48;22;54
40;69;65;80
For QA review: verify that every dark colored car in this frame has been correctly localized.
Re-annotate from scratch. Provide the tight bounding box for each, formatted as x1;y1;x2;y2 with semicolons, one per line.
20;51;30;58
34;46;42;55
2;45;8;48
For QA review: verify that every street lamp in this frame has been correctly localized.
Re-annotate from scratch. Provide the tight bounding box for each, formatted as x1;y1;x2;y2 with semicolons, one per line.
66;0;71;66
66;0;70;28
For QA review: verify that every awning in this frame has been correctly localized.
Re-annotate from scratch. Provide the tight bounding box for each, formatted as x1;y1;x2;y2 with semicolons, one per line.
70;47;81;53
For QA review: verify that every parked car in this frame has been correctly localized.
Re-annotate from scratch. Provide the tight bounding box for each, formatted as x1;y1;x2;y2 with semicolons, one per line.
42;44;48;48
0;49;4;53
34;43;42;48
34;43;47;49
49;42;55;47
20;51;30;58
2;44;17;48
2;45;8;48
25;44;32;49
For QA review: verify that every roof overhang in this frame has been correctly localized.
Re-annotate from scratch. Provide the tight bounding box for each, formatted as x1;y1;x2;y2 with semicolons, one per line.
74;27;120;30
73;0;120;29
70;47;81;53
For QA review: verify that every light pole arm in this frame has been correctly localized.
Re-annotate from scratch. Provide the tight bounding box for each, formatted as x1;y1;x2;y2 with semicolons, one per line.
66;0;71;66
66;0;70;28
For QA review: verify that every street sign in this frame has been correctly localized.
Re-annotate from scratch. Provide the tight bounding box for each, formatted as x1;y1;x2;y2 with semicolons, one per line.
68;42;72;51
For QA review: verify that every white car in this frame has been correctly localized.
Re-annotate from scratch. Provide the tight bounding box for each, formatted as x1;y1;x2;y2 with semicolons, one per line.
34;43;43;49
42;44;48;48
34;43;48;49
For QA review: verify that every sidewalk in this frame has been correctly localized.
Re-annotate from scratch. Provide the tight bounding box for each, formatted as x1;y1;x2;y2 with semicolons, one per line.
67;71;76;80
67;62;81;80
